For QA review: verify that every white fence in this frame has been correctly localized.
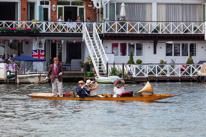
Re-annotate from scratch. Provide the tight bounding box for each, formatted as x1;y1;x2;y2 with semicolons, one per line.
0;21;205;34
108;64;201;77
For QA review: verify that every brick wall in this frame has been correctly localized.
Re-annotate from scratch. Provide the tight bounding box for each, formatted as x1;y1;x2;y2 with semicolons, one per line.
50;0;57;21
85;0;97;21
21;0;28;21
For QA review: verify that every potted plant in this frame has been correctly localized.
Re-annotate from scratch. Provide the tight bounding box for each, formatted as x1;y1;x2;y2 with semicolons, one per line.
160;60;167;68
136;59;142;64
153;26;160;33
110;67;118;76
0;27;9;33
127;52;134;64
31;27;40;33
193;26;198;33
79;61;84;72
127;71;133;79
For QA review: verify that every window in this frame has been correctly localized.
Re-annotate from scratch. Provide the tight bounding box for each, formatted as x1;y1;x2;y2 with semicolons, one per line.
136;43;143;56
40;1;49;5
71;1;84;6
112;43;118;56
182;43;188;56
166;43;172;56
174;43;180;56
190;43;196;56
128;43;134;55
57;1;70;5
120;43;126;56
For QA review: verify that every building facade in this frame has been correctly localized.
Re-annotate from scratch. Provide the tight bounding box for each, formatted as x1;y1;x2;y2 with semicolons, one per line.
0;0;206;73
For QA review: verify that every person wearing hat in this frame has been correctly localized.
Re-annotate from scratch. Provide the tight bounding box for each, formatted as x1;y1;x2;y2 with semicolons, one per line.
75;80;91;98
44;57;63;97
113;79;125;97
85;79;98;95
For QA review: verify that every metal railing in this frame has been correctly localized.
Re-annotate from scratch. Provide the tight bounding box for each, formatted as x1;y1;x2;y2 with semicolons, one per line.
0;20;204;34
108;63;201;78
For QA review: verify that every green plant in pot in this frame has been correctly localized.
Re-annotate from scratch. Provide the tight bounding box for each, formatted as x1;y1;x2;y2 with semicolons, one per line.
127;52;134;64
186;53;194;75
136;59;142;64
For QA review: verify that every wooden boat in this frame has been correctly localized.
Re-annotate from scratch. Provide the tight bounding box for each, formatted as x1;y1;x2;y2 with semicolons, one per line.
28;82;177;102
28;93;176;102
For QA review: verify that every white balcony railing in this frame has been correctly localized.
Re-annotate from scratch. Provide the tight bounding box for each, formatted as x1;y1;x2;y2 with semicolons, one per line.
108;64;201;78
105;21;205;34
0;20;205;35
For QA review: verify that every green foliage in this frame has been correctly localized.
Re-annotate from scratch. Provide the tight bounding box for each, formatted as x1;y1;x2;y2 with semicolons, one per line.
79;61;84;68
127;52;134;64
16;27;24;30
86;56;93;67
0;27;9;30
186;53;194;64
31;27;40;31
110;67;118;76
136;59;142;64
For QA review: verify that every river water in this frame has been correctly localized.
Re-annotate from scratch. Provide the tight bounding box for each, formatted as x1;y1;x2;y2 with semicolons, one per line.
0;82;205;137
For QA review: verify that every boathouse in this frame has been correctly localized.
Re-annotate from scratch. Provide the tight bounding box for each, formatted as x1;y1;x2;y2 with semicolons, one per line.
0;0;206;80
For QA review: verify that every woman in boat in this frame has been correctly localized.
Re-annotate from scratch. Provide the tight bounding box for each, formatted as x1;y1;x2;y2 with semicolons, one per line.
85;79;98;95
113;79;125;97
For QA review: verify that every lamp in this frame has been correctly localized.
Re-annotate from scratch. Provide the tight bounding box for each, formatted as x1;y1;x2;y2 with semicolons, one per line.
38;40;42;48
52;4;56;11
88;2;92;7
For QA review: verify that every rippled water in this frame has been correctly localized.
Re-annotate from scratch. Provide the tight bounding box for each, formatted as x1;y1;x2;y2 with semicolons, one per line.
0;82;206;137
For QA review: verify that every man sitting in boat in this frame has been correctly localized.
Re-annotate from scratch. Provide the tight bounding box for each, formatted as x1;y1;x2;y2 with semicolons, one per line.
85;79;98;95
113;79;125;97
76;80;91;98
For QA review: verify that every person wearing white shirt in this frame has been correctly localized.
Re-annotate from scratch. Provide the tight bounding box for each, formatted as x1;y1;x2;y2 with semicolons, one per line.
113;79;125;97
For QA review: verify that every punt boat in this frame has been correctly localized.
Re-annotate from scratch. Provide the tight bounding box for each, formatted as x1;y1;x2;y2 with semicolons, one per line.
28;82;177;102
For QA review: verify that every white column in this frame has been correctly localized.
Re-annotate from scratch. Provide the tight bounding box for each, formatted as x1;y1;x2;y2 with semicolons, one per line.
18;2;21;20
36;0;40;20
152;2;157;22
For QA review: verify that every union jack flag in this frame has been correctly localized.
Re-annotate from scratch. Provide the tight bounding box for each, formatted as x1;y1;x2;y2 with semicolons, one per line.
32;49;45;59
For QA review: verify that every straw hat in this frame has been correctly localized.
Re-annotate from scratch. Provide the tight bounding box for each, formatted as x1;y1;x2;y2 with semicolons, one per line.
85;79;93;85
78;80;85;84
113;79;125;88
53;57;59;61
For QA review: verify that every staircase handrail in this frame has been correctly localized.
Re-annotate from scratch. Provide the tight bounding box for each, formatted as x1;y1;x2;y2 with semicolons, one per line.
84;25;100;76
93;23;108;73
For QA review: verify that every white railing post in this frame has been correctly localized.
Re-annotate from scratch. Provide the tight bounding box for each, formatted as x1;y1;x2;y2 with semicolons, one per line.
205;21;206;40
42;22;46;32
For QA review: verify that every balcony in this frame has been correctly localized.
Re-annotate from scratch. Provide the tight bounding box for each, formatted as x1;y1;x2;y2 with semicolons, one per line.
0;21;205;39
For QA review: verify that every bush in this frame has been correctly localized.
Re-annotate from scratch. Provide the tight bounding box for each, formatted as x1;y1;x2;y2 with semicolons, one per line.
127;52;134;64
136;59;142;64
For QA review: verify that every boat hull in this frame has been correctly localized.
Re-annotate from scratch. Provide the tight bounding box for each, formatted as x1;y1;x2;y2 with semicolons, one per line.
95;76;120;84
28;93;176;102
17;74;46;84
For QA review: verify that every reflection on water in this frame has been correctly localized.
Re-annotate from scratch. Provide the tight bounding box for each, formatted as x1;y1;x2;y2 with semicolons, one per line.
0;82;206;137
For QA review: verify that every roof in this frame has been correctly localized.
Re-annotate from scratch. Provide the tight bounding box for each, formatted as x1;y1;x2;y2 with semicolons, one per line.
11;56;45;62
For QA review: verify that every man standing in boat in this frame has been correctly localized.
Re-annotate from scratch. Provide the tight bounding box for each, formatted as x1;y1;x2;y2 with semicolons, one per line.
44;57;63;97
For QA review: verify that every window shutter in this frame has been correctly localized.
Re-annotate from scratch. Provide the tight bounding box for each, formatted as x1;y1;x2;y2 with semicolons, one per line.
39;5;43;21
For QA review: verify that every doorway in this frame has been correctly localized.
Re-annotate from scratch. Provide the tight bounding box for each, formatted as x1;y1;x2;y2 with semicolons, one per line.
66;42;81;64
64;7;77;21
0;2;16;20
43;8;49;21
51;42;57;61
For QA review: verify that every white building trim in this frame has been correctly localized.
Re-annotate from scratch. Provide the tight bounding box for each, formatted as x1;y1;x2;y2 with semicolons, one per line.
110;0;205;4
